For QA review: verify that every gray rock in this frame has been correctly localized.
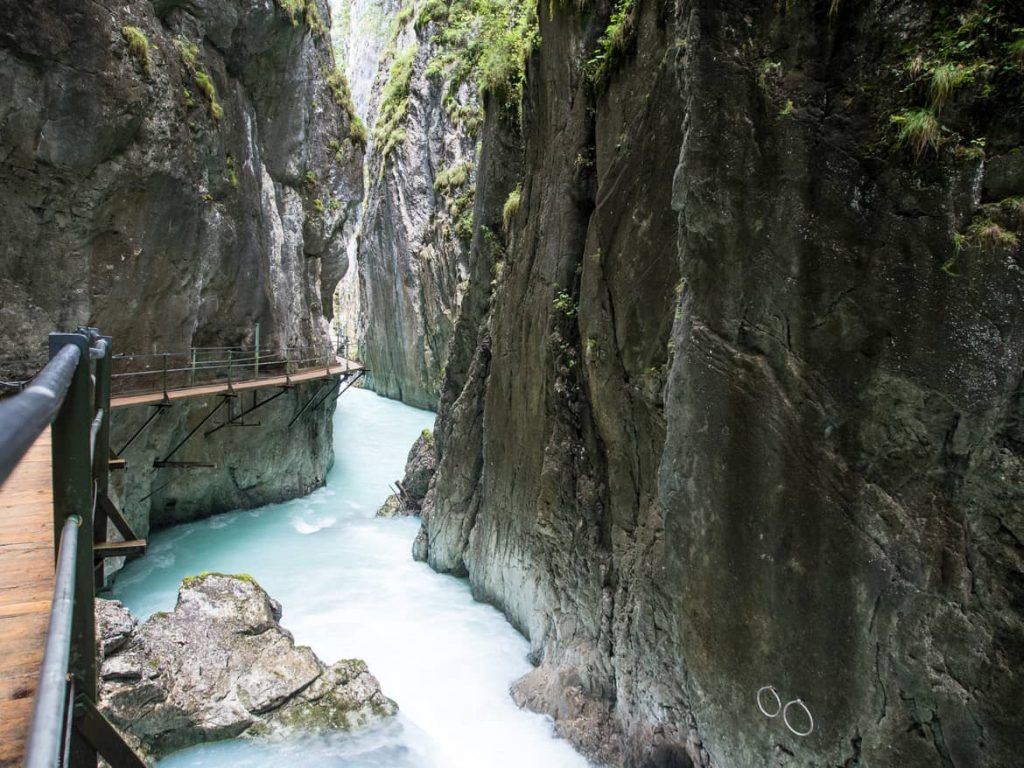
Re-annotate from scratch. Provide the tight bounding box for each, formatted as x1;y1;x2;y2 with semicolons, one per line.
0;0;362;384
375;494;405;518
97;575;396;760
401;430;437;500
411;1;1024;767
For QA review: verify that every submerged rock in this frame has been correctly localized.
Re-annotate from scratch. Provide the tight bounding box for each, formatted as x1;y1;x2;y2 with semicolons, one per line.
97;574;396;761
375;429;437;518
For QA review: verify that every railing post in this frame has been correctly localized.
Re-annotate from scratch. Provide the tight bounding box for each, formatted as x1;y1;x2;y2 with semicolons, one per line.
254;322;260;380
190;347;197;387
227;349;233;390
92;336;112;589
161;352;169;400
48;330;97;768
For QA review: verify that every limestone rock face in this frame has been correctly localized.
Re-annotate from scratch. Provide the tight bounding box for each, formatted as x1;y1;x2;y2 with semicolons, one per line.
415;0;1024;766
350;4;481;409
376;429;436;517
97;575;396;760
0;0;363;377
110;380;335;536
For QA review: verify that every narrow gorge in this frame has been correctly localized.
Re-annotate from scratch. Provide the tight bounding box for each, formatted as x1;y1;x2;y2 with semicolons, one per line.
344;0;1024;766
0;0;1021;766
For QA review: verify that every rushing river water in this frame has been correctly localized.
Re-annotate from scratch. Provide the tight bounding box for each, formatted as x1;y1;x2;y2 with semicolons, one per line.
106;388;588;768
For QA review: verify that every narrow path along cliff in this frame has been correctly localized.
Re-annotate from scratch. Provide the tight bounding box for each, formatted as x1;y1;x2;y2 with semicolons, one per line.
105;389;591;767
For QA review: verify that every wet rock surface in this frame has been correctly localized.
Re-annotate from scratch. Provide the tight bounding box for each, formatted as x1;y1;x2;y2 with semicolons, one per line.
0;0;363;376
375;429;436;517
97;574;396;761
110;381;335;536
414;0;1024;766
347;2;481;409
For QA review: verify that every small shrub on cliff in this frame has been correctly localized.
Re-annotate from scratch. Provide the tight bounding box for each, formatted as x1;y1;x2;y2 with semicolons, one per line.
502;185;522;233
434;162;472;193
374;44;418;159
416;0;449;29
553;290;577;317
325;67;368;147
584;0;637;85
193;70;223;122
122;26;151;76
276;0;327;36
477;0;539;109
966;218;1019;251
174;38;198;69
890;108;941;156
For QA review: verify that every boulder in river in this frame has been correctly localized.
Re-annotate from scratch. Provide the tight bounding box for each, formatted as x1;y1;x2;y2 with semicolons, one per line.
375;429;437;518
97;574;397;761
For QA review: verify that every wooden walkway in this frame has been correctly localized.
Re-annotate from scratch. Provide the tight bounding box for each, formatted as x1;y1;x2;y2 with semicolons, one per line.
0;429;53;767
111;360;360;408
0;361;360;766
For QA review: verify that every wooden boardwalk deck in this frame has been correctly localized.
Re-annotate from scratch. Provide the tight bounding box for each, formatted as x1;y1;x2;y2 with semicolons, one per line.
0;360;362;765
111;360;361;408
0;429;53;767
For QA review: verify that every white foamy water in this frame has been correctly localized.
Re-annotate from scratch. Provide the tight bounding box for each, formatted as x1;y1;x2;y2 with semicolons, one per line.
106;388;589;768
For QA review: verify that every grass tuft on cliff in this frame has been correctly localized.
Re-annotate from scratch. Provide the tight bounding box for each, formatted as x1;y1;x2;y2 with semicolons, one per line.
275;0;328;37
890;109;941;156
502;185;522;233
193;70;223;122
584;0;637;85
326;68;368;147
122;26;151;77
374;44;418;159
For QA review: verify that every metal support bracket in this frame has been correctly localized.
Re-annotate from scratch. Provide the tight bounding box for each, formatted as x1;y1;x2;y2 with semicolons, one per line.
74;695;147;768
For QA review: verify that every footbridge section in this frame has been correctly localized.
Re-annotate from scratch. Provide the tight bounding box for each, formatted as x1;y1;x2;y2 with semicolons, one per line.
0;328;365;767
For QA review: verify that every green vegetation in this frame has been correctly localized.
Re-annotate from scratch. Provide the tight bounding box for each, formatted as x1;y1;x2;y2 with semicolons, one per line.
888;3;1024;159
502;184;521;232
584;0;637;85
122;26;151;76
416;0;449;29
181;571;258;587
275;0;328;36
374;44;418;158
313;198;325;213
434;161;472;193
325;68;368;147
226;154;238;188
890;109;941;156
174;38;198;69
966;217;1019;251
553;290;576;317
174;39;222;122
421;0;538;124
193;70;223;122
305;170;318;187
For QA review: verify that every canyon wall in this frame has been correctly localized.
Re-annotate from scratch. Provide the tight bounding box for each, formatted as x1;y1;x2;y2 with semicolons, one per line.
110;378;341;536
0;0;363;516
416;0;1024;766
351;0;492;408
0;0;364;375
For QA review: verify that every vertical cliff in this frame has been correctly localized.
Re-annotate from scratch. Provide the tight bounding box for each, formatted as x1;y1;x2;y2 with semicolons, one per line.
417;0;1024;766
351;0;534;408
0;0;364;373
0;0;364;527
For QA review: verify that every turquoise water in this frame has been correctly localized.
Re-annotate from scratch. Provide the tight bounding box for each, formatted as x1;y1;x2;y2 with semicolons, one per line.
106;388;588;768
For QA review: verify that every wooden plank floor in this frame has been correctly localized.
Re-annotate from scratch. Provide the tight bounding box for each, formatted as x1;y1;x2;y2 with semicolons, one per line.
0;429;54;767
111;360;363;409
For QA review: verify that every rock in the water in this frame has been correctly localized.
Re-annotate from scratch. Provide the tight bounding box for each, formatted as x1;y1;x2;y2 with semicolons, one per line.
375;494;406;518
97;574;396;760
375;429;437;518
401;431;437;501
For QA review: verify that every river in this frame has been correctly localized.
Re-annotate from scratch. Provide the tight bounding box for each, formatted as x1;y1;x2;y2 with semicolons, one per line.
105;388;589;767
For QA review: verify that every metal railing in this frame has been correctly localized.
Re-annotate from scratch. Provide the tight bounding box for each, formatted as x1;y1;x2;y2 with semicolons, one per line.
109;343;347;398
0;328;145;768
